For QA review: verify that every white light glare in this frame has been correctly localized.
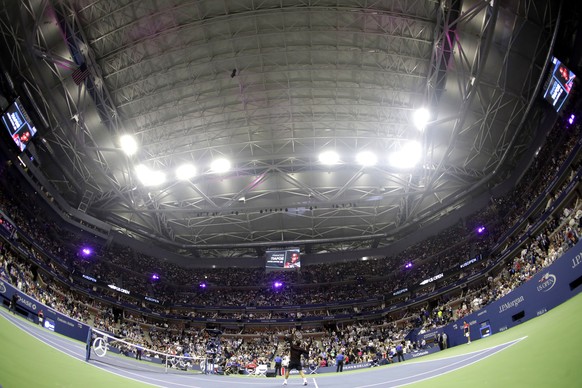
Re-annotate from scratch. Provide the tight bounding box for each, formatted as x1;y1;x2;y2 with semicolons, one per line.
356;150;377;167
120;135;138;156
210;158;231;173
319;150;340;165
389;141;422;169
413;108;430;130
176;163;197;180
136;164;166;186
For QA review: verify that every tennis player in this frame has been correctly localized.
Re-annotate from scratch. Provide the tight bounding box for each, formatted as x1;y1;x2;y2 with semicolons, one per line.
282;333;311;386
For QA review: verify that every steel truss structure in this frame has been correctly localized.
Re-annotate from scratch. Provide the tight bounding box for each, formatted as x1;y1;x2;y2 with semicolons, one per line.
0;0;561;259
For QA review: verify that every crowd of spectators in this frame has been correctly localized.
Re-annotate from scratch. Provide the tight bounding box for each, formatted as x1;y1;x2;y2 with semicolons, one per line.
1;106;582;369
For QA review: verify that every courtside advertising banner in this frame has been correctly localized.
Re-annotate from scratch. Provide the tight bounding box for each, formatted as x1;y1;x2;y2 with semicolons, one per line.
0;279;89;342
417;239;582;347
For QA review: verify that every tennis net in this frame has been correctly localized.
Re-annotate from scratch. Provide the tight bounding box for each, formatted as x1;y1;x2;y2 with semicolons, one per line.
85;327;210;374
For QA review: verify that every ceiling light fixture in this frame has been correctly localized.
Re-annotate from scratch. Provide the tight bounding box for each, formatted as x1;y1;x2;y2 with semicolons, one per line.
412;108;430;130
356;150;377;166
119;134;138;156
176;163;197;180
389;141;422;169
136;164;166;186
319;150;340;165
210;158;231;173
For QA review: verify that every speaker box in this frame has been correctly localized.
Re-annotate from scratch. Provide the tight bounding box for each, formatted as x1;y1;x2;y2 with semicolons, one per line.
266;370;277;378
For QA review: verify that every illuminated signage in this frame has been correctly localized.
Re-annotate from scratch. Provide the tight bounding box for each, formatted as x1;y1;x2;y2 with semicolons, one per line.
419;273;444;286
107;284;130;295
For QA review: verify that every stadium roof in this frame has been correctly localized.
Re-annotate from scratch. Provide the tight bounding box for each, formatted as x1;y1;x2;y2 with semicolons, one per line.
0;0;563;259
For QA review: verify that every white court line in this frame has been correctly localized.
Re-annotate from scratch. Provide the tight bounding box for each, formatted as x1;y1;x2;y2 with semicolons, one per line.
0;309;283;387
353;336;527;388
2;311;231;388
402;336;528;364
0;308;529;388
1;311;223;388
0;309;167;387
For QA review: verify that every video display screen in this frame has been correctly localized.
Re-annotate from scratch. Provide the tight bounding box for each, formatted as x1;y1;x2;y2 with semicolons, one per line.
265;248;301;270
1;98;37;152
543;56;576;112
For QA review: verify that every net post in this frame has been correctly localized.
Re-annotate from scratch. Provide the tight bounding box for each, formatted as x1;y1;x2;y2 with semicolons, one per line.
85;327;92;362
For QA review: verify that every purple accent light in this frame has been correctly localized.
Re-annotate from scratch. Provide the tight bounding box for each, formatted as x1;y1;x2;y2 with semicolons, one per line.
568;114;575;125
405;262;413;269
151;273;160;280
477;226;486;234
199;282;207;289
273;281;283;289
81;248;92;256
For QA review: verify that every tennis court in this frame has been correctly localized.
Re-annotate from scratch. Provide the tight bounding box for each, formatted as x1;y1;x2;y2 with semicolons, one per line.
2;291;582;387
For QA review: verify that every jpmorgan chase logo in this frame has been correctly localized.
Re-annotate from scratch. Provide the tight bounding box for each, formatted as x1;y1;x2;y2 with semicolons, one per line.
0;281;6;294
17;296;36;311
537;273;557;293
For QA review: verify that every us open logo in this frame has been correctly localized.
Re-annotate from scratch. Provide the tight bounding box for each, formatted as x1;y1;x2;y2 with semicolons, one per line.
536;273;557;293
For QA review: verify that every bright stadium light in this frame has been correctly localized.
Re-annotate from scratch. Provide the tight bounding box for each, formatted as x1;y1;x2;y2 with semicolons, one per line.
413;108;430;130
356;150;377;167
176;163;197;180
319;150;340;165
210;158;231;173
136;164;166;186
120;134;138;156
389;141;422;169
